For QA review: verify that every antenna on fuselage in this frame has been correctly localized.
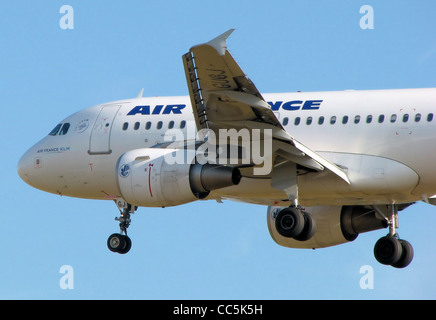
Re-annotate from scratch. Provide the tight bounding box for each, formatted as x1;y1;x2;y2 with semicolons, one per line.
136;88;144;98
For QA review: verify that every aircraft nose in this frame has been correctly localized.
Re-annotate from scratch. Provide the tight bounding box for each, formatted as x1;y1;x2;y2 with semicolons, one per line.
17;150;33;185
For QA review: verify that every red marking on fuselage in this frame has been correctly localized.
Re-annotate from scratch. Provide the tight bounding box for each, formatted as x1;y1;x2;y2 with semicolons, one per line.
148;163;154;197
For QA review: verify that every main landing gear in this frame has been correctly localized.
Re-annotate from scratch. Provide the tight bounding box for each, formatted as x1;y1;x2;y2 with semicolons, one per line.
107;199;136;254
275;205;316;241
373;204;414;268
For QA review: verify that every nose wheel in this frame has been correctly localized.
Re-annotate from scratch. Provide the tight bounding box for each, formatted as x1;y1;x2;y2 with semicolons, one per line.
107;233;132;254
107;199;136;254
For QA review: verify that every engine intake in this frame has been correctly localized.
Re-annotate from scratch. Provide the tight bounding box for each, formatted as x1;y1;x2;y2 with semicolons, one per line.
268;205;387;249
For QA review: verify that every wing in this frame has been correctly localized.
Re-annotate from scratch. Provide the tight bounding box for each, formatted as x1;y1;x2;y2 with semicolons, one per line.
182;30;350;196
182;29;279;133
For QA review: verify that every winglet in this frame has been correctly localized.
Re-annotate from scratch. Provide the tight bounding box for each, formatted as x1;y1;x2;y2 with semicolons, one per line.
206;29;235;56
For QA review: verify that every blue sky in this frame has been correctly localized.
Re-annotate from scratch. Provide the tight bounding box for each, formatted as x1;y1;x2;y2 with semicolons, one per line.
2;0;436;299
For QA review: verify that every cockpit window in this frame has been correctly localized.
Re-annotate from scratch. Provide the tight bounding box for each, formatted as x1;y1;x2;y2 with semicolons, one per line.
49;124;62;136
49;123;70;136
59;123;70;135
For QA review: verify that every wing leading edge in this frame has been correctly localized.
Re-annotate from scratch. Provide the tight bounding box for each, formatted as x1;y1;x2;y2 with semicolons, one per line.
182;30;350;198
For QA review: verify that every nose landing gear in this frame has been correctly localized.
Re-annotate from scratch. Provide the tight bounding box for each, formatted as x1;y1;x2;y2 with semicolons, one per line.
107;199;136;254
107;233;132;254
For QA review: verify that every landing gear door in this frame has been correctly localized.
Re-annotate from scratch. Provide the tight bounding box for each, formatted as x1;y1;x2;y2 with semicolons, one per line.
89;105;120;155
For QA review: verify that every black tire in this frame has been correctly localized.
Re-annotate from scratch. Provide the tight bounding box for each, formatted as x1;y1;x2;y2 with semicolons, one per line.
294;211;316;241
118;235;132;254
374;236;402;265
107;233;126;253
275;207;305;238
391;239;414;268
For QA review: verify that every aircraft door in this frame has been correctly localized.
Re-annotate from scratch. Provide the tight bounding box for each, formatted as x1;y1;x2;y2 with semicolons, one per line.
89;105;120;154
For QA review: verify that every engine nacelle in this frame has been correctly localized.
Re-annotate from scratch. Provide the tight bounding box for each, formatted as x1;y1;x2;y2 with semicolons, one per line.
267;205;387;249
117;148;241;207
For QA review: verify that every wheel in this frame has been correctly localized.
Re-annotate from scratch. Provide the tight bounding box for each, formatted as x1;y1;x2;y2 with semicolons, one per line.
118;235;132;254
275;207;305;238
107;233;126;253
392;239;414;268
374;236;402;265
294;211;316;241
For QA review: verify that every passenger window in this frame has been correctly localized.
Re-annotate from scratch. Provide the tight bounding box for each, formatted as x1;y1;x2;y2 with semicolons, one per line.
122;122;129;131
306;117;313;125
342;116;349;124
282;117;289;126
49;124;62;136
294;117;301;126
157;121;163;129
318;116;324;125
403;114;409;123
354;115;361;124
415;113;421;122
180;120;186;129
366;115;373;124
145;121;152;130
330;116;336;125
378;115;385;123
59;123;70;135
168;121;175;129
390;114;397;123
427;113;434;122
134;122;140;130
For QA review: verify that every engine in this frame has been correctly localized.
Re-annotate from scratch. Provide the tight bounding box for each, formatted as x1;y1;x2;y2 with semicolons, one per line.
116;148;241;207
267;205;387;249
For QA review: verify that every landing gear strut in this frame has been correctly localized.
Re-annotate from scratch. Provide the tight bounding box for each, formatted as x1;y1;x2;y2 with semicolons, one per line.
373;204;414;268
107;199;136;254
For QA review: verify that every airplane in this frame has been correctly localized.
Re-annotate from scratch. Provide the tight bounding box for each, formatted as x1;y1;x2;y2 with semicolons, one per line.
17;29;436;268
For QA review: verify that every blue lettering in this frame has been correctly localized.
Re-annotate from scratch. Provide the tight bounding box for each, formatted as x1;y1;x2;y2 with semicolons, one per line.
163;104;185;114
128;100;322;116
267;100;323;111
282;100;303;111
127;105;150;115
127;104;186;115
302;100;323;110
152;105;164;115
268;101;283;111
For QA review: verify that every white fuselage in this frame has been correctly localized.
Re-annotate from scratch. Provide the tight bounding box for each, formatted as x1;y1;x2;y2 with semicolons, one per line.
18;88;436;207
